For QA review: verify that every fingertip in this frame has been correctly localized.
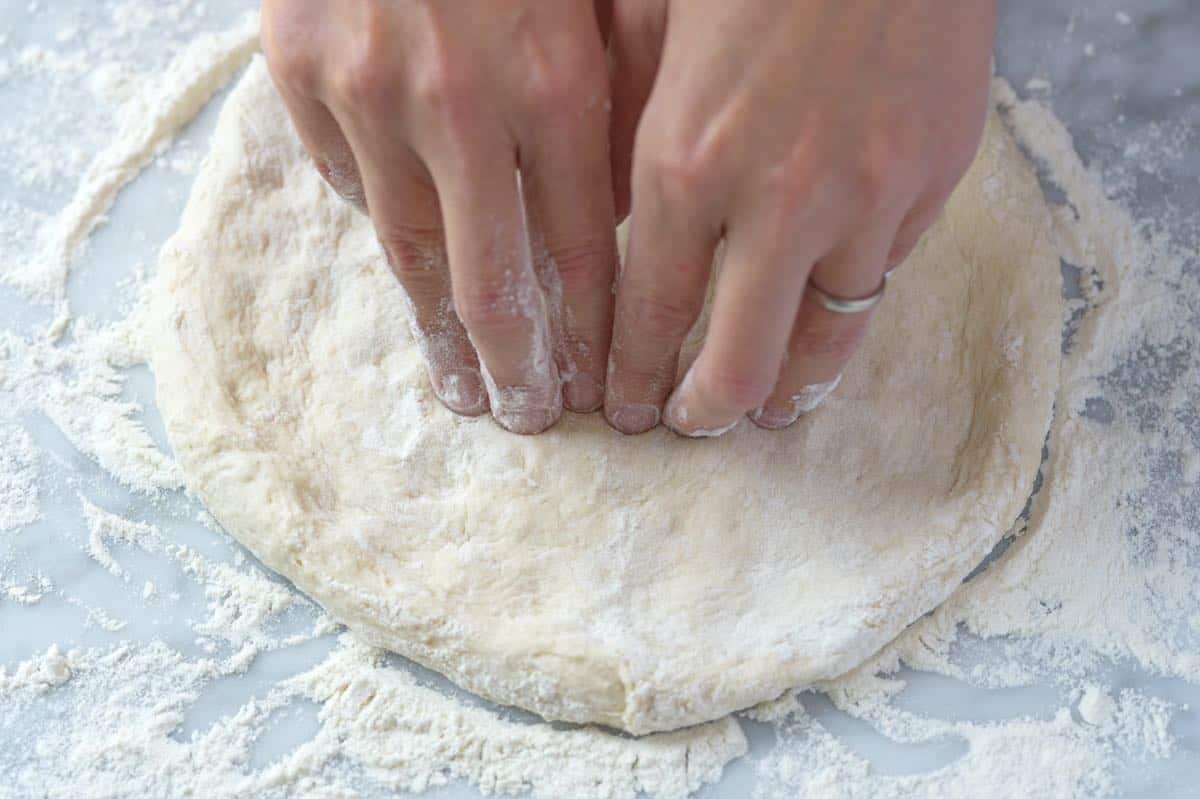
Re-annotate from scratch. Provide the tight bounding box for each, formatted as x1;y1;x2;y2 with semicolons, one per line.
434;367;489;417
487;381;564;434
748;375;841;430
494;406;561;435
662;392;740;438
604;402;660;435
747;405;800;430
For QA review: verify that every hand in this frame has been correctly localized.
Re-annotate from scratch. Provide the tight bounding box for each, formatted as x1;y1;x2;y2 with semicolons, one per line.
262;0;618;433
603;0;996;435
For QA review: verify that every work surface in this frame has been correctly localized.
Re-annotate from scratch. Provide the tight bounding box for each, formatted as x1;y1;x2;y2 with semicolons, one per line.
1;1;1198;797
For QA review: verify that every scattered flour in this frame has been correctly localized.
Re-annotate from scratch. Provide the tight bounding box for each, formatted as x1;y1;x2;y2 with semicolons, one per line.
0;5;1198;799
6;13;259;299
0;423;40;531
752;695;1174;799
80;497;298;649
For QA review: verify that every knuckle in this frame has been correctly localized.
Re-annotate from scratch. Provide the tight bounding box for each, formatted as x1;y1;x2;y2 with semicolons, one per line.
334;55;395;113
408;46;481;136
757;152;822;226
548;236;616;293
410;56;473;117
846;136;901;218
626;291;700;342
378;224;444;278
523;47;607;118
693;363;774;411
265;43;316;92
331;6;404;111
261;4;318;91
454;276;527;334
637;128;725;202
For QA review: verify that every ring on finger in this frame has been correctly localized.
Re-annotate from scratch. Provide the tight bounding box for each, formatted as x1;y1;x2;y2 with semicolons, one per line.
806;271;889;315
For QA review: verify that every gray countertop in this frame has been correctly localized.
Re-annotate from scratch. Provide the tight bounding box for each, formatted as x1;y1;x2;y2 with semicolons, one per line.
1;1;1197;796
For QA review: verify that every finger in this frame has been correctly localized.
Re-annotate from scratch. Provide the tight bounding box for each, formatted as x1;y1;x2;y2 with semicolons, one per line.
430;145;562;434
748;226;895;430
262;7;365;208
608;0;668;221
521;116;619;414
335;112;489;418
661;216;817;437
603;170;719;434
271;80;367;212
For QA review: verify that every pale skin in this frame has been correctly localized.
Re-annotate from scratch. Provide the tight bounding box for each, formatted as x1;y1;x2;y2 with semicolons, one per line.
262;0;996;436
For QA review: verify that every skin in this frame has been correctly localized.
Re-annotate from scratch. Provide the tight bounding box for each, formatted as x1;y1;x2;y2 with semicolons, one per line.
262;0;618;434
262;0;996;437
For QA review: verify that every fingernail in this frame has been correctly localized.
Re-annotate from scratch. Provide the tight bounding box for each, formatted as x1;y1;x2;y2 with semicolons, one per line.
664;395;739;437
436;368;488;415
494;406;560;435
487;382;562;434
673;419;740;437
564;375;603;413
606;403;660;434
749;375;842;430
659;368;739;438
662;392;689;431
748;405;801;430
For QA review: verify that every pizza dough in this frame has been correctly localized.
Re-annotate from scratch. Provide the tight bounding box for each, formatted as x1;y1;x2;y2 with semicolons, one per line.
150;58;1061;734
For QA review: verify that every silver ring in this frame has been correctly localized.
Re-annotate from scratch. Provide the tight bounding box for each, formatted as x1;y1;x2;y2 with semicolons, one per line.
807;272;888;314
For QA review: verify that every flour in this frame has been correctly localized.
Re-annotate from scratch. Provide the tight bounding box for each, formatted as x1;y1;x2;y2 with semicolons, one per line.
79;497;299;649
0;645;79;694
1;572;52;605
1;5;1198;799
752;693;1176;799
0;317;182;493
7;14;259;300
0;424;40;531
0;636;745;799
0;2;257;303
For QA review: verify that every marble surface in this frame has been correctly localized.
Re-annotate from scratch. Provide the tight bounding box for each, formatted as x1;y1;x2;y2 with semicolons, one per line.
0;1;1197;796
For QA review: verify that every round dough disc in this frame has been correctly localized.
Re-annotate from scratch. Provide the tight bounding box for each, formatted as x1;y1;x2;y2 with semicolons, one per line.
152;59;1061;734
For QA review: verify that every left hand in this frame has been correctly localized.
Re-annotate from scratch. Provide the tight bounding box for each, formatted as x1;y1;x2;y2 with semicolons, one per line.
602;0;996;435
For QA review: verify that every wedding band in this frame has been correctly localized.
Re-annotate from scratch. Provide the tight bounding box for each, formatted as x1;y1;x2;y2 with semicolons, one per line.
807;272;888;314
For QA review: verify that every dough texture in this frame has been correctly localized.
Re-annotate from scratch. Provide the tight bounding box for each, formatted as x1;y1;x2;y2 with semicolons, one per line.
151;59;1061;734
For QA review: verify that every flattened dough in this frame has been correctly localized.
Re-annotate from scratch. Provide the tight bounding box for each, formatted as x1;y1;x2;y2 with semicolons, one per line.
151;58;1061;734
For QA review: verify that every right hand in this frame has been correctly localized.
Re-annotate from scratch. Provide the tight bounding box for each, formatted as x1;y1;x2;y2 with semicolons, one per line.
262;0;618;433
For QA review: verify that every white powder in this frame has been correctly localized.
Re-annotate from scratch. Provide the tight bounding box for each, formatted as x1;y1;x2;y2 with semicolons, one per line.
80;497;299;649
2;8;259;300
0;645;79;693
0;7;1197;799
752;695;1175;799
0;424;40;531
1;573;52;605
0;319;182;493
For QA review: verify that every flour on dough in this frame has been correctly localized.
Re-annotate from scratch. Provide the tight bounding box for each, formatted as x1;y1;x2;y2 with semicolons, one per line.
150;57;1061;734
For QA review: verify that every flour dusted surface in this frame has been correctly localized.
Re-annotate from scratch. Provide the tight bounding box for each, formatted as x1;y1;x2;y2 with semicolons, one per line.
2;2;1199;797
